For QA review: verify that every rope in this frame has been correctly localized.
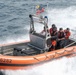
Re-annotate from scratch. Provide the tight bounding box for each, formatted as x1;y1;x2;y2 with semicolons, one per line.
33;47;75;62
64;41;76;48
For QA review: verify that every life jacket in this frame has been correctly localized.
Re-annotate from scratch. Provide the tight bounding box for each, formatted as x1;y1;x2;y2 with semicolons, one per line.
51;40;57;46
50;28;53;35
50;40;57;51
64;30;71;39
58;31;65;39
51;31;58;36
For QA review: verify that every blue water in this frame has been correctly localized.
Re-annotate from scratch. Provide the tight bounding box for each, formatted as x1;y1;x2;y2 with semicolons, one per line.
0;0;76;43
0;0;76;75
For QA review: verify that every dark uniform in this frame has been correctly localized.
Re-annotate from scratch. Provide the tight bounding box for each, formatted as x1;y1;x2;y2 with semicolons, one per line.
50;27;58;51
64;28;71;45
58;28;65;48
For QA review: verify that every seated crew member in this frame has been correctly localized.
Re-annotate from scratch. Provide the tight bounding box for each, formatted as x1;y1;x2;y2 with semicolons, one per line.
50;27;58;51
49;24;56;35
64;28;71;39
64;28;71;45
58;28;65;48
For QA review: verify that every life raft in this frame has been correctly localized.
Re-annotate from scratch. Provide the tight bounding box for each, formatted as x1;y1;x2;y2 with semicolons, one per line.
0;41;76;70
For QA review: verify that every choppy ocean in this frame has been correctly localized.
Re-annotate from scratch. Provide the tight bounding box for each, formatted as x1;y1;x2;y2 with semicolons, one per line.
0;0;76;75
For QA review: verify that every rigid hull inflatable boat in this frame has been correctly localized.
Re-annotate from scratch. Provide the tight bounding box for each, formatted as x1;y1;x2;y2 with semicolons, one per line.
0;14;76;70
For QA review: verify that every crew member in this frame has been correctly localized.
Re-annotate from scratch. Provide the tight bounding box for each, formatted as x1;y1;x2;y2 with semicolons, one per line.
41;26;46;35
50;27;58;51
49;24;56;35
58;28;65;48
64;28;71;39
64;28;71;45
41;26;49;35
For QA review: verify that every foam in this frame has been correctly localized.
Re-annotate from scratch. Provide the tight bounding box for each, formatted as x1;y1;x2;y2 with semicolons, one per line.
47;6;76;29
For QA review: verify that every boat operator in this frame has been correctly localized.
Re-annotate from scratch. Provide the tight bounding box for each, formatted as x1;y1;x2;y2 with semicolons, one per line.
49;24;56;35
50;27;58;51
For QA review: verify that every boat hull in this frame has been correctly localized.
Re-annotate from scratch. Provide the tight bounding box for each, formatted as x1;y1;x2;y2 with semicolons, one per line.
0;46;76;70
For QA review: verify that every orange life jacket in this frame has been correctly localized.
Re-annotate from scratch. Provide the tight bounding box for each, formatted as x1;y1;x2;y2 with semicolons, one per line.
50;40;57;51
64;30;71;39
51;40;57;46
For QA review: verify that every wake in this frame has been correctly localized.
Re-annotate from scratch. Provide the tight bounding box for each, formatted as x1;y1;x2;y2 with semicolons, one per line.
1;57;76;75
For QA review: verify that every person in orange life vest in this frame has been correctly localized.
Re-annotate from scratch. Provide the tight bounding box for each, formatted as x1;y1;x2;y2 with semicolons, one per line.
64;28;71;39
49;24;56;35
64;28;71;45
50;27;58;51
58;28;65;48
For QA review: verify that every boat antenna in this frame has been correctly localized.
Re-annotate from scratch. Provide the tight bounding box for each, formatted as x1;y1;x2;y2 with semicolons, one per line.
32;5;35;14
47;2;49;11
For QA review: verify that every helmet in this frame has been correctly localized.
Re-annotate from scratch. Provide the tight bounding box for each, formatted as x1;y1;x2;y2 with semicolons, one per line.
66;28;70;30
52;24;56;28
59;28;63;30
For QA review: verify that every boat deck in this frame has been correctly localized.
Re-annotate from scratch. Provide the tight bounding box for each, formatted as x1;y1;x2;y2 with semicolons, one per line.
0;39;76;56
0;42;42;56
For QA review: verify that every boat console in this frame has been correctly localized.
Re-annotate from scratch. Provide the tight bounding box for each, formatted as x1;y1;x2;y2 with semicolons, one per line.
29;14;51;52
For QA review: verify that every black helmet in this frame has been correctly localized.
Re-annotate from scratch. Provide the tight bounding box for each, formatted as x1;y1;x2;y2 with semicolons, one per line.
59;28;63;30
66;28;70;30
44;26;45;30
52;24;56;28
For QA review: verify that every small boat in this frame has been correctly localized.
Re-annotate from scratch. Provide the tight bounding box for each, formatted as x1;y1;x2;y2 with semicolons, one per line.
0;14;76;70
